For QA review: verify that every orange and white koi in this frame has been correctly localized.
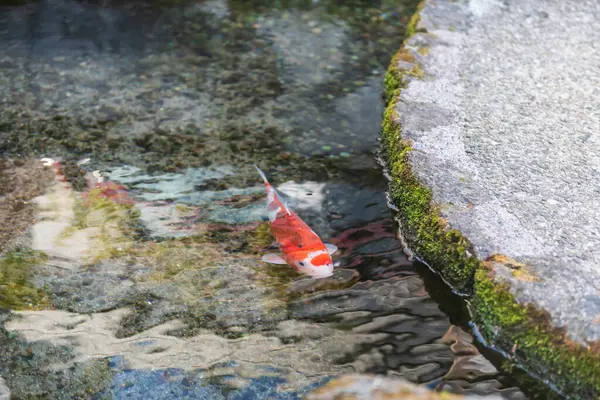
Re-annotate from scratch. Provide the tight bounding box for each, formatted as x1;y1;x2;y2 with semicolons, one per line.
255;165;337;278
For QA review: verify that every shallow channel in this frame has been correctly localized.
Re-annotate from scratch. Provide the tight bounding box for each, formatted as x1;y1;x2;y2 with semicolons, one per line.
0;0;544;398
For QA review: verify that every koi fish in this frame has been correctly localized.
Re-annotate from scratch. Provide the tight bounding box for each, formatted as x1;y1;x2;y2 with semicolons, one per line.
255;165;337;278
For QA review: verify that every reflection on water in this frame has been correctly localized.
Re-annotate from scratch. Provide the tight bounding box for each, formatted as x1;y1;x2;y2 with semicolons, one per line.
0;0;532;399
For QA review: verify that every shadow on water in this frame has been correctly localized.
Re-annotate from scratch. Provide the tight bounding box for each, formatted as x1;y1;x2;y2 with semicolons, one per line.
0;0;556;399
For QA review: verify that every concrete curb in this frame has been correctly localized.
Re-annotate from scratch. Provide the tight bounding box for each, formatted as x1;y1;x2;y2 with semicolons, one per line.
380;0;600;398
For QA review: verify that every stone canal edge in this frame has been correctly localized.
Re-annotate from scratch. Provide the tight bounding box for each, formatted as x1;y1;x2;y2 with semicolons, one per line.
380;0;600;398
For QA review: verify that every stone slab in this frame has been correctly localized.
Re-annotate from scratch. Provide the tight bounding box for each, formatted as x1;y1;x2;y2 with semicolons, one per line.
393;0;600;345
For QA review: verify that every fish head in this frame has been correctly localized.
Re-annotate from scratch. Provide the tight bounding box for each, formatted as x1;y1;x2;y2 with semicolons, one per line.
295;249;334;278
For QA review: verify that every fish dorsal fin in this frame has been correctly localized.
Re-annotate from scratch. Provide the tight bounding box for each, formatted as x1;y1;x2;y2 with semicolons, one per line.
325;243;338;255
254;164;270;185
255;165;292;215
261;253;287;264
273;188;292;215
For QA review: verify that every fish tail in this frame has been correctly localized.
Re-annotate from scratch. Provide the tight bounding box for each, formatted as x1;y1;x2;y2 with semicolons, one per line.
254;164;271;186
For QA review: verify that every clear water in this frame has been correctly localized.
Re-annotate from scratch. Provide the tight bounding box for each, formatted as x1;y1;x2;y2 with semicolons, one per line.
0;1;542;399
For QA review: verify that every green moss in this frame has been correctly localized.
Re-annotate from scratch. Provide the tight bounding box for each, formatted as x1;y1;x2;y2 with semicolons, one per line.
114;292;171;339
68;188;132;231
114;239;222;280
405;0;426;37
248;221;275;252
57;183;140;263
191;221;274;255
0;248;49;310
383;57;404;103
103;221;273;282
472;269;600;399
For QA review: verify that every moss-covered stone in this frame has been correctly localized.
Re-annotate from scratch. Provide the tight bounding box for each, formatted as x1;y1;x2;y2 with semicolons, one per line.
380;76;478;293
381;3;600;399
471;268;600;399
0;248;49;310
98;219;274;281
405;0;426;38
117;239;224;280
382;23;482;292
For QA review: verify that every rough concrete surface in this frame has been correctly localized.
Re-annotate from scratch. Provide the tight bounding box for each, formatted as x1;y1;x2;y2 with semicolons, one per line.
394;0;600;344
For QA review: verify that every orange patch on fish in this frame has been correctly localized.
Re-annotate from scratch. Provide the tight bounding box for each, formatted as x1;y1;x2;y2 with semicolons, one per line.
311;253;331;267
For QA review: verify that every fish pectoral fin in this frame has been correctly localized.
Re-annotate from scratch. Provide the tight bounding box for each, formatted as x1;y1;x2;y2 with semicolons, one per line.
261;253;287;264
325;243;338;255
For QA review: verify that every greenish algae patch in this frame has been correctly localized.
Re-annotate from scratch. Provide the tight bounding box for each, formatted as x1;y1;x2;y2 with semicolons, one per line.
405;0;426;38
59;184;139;263
97;219;275;281
381;4;600;398
0;248;50;310
116;239;225;280
472;268;600;399
67;186;135;233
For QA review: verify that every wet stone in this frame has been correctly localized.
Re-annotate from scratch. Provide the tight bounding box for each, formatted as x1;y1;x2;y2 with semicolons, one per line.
34;260;138;313
356;237;400;254
289;276;441;320
436;380;527;400
305;374;504;400
440;325;479;356
115;298;185;339
0;320;112;399
152;262;289;335
106;165;266;234
444;355;499;381
286;268;360;297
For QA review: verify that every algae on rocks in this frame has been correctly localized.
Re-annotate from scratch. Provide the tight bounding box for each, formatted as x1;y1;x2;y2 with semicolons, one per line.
0;248;49;310
472;267;600;399
380;57;478;294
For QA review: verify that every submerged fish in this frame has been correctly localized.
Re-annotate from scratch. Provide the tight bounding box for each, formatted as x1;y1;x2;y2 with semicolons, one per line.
255;165;337;278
